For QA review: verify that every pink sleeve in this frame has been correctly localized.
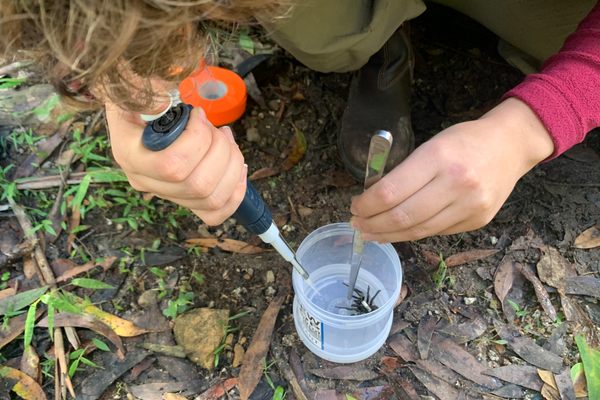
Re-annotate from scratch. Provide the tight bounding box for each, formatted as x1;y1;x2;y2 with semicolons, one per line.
503;2;600;159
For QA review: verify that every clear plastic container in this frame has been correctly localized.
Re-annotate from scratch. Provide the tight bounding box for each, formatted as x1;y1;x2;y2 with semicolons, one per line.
292;223;402;363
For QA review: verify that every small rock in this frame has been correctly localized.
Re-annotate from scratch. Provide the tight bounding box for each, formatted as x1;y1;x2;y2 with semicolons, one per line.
173;308;229;370
233;343;245;368
265;270;275;284
490;236;498;245
239;336;247;345
163;394;187;400
246;127;260;142
268;99;281;110
487;349;500;362
298;206;313;218
464;297;477;305
225;333;234;348
265;286;276;296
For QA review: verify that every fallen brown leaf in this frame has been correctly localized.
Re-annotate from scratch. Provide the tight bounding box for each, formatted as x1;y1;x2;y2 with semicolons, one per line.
414;359;461;386
494;257;516;317
379;356;401;375
38;312;126;359
429;334;502;389
185;238;266;255
445;249;499;267
238;293;286;400
536;246;577;290
541;383;561;400
516;262;557;321
163;394;188;400
437;314;487;344
130;356;155;380
0;287;16;301
421;250;440;266
388;333;418;362
55;256;116;284
538;369;558;390
573;225;600;249
395;284;409;308
483;365;543;391
409;366;463;400
194;377;238;400
554;368;576;400
495;323;563;373
0;365;46;400
281;126;307;171
417;314;438;359
572;364;588;397
20;345;41;383
565;276;600;298
249;167;279;181
78;350;150;400
76;298;149;337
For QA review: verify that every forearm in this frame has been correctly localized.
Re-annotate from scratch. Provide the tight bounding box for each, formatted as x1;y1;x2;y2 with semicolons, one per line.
503;1;600;159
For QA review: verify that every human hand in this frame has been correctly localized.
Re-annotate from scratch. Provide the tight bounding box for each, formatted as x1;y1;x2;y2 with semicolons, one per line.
350;98;555;242
105;101;247;225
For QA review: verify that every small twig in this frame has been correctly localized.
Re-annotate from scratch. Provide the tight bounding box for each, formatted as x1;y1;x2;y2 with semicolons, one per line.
271;335;311;400
0;239;36;268
8;197;78;398
0;60;33;76
16;172;87;190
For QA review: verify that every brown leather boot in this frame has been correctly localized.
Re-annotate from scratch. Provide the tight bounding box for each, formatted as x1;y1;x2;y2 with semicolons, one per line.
338;26;414;181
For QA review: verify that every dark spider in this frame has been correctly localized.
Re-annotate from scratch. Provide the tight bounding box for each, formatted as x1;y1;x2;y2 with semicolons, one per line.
336;283;381;315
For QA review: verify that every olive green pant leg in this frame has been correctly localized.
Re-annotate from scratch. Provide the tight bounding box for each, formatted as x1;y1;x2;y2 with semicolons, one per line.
432;0;596;65
261;0;426;73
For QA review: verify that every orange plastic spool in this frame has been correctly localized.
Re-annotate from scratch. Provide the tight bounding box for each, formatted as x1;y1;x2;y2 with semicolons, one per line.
178;65;247;127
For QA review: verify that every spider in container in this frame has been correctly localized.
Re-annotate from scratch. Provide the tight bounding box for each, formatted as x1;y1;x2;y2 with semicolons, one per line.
337;284;381;315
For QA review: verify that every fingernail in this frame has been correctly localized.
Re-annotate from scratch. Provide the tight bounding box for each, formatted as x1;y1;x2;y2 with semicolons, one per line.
196;107;208;123
222;126;236;143
240;164;248;183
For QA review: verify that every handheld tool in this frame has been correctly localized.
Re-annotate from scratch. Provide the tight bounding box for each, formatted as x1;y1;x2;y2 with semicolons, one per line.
347;130;393;299
141;99;310;280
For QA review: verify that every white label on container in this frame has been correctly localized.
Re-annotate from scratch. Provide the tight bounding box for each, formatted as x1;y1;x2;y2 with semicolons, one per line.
298;303;324;350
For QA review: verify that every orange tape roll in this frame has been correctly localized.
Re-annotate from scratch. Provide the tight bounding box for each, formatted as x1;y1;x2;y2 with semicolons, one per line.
178;66;247;127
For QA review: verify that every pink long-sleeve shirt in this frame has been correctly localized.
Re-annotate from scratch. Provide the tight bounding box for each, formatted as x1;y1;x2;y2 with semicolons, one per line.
504;2;600;159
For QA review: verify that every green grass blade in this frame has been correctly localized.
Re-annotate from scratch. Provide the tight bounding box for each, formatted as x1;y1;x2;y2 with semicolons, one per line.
92;338;110;352
47;304;55;341
70;278;114;290
0;286;48;315
23;300;38;347
575;334;600;399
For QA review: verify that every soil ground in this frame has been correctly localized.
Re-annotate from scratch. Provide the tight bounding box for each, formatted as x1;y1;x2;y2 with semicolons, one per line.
1;3;599;400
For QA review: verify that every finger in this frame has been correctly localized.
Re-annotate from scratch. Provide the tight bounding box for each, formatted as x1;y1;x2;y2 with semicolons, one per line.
351;147;438;218
351;175;455;235
156;162;247;210
125;129;236;200
191;177;248;226
110;107;215;180
361;203;463;243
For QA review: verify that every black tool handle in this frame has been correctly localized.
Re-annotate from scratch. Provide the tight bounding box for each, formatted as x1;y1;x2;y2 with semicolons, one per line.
141;103;273;235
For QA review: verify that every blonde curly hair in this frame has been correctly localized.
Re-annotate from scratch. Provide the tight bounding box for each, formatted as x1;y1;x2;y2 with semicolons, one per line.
1;1;287;112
